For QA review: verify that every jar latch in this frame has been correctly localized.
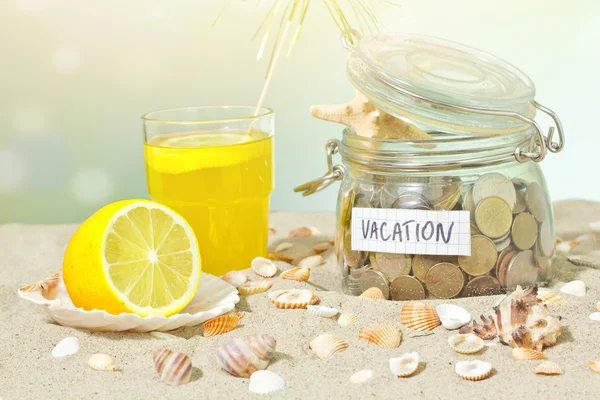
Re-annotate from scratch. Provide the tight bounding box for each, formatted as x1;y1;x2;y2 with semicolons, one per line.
294;139;344;196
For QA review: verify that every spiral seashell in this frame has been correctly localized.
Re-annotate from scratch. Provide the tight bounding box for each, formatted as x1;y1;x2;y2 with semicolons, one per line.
281;267;310;282
298;255;324;269
358;325;402;348
400;302;441;331
359;287;386;300
537;290;568;305
238;280;273;296
389;352;419;377
288;226;320;238
20;273;61;299
338;312;358;327
447;334;484;354
251;257;278;278
512;348;546;360
268;289;318;309
588;360;600;374
455;360;492;381
87;353;117;371
307;305;338;318
217;335;276;378
349;369;373;384
153;348;174;375
312;242;332;254
309;334;348;359
221;271;247;287
534;361;563;375
158;352;193;386
248;370;286;394
203;313;245;338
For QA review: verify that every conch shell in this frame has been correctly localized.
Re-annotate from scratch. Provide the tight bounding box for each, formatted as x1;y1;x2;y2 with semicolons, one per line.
152;349;192;386
459;286;563;351
216;335;277;378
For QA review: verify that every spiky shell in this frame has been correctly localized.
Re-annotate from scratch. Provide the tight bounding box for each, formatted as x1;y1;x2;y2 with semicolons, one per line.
298;255;323;269
221;271;247;287
389;352;419;377
306;305;338;318
203;313;244;337
268;289;318;309
400;302;441;331
217;335;276;378
358;325;402;348
251;257;278;278
309;334;348;359
534;361;563;375
158;352;192;386
238;280;272;296
288;226;320;238
512;348;546;360
359;287;386;300
588;360;600;374
248;370;286;394
436;304;471;330
537;290;567;305
456;360;492;381
338;313;358;327
448;334;485;354
281;267;310;282
87;353;117;371
312;242;332;254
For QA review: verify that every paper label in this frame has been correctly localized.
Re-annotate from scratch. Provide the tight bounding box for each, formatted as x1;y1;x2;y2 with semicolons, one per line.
351;208;471;256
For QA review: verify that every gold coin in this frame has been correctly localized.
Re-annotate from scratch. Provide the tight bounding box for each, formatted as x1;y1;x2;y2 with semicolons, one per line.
412;254;457;282
505;250;539;289
390;275;426;301
339;188;356;227
343;229;368;268
511;212;538;250
458;235;497;276
359;269;390;299
462;276;503;297
475;196;512;239
425;262;464;299
370;252;412;281
462;187;476;218
525;182;550;222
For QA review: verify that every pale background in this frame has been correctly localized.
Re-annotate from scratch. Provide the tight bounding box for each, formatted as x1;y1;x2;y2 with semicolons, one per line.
1;0;598;223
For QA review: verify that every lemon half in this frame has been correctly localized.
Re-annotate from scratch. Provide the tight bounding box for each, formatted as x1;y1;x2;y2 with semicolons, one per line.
62;199;201;317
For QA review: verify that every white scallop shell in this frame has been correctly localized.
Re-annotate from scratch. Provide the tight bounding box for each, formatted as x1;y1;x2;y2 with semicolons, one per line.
338;313;358;327
307;305;338;318
221;271;247;287
589;312;600;321
298;255;324;269
560;280;586;297
18;273;239;332
447;334;485;354
455;360;492;381
436;304;471;330
389;352;419;377
309;334;348;359
248;370;286;394
251;257;278;278
87;353;117;371
350;369;373;384
52;337;79;358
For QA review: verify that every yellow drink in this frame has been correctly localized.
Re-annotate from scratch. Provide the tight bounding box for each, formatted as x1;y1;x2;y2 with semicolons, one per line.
144;130;273;275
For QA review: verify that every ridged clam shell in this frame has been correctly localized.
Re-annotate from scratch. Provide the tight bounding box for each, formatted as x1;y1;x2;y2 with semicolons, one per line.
560;280;586;297
455;360;492;381
436;304;471;330
238;280;272;296
400;302;441;331
20;273;61;299
298;255;323;269
248;370;286;394
158;352;192;386
203;313;244;337
349;369;373;384
288;226;320;238
274;242;294;253
338;313;358;327
52;337;79;358
389;352;419;377
281;267;310;282
217;335;277;378
448;334;484;354
312;242;332;254
588;360;600;374
251;257;278;278
309;334;348;359
534;361;563;375
359;287;386;300
307;305;338;318
268;289;318;309
87;353;117;371
512;348;546;360
221;271;247;287
358;325;402;348
537;290;568;305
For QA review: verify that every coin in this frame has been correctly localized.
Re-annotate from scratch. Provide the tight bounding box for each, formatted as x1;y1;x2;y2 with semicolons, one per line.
470;220;482;236
458;235;497;276
475;197;513;239
537;220;554;257
494;236;512;252
462;276;503;297
390;275;426;300
462;187;476;216
359;269;390;299
339;188;356;227
512;179;528;214
429;177;463;211
343;230;368;268
345;264;370;295
354;192;373;208
412;254;457;282
370;252;412;281
525;182;549;222
505;250;538;289
391;192;433;210
496;246;515;277
497;250;517;287
472;173;517;211
511;212;538;250
380;183;426;208
425;262;465;299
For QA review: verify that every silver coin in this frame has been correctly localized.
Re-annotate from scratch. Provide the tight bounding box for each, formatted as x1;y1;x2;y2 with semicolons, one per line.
359;269;390;299
537;220;554;257
525;182;550;222
391;192;433;210
346;263;371;295
495;235;512;252
472;173;517;211
380;182;428;208
505;250;539;289
512;178;528;214
370;252;412;281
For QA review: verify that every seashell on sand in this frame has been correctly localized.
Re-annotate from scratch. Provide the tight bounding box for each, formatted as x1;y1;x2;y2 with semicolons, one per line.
350;369;373;384
153;349;173;375
312;242;332;254
298;255;323;269
400;302;441;332
52;337;79;358
338;312;358;327
359;287;387;300
589;312;600;321
281;267;310;282
288;226;320;238
448;333;484;354
87;353;117;371
249;370;285;394
455;360;492;381
267;252;293;263
217;335;276;378
389;352;419;378
268;289;318;309
359;325;402;348
436;304;471;330
534;361;563;375
560;280;586;297
556;242;572;253
20;273;61;299
309;334;348;359
238;280;273;296
512;348;546;360
157;351;193;386
588;360;600;374
274;242;294;253
537;290;567;305
221;271;247;287
268;226;276;235
307;305;338;318
203;313;245;337
597;301;600;312
251;257;278;278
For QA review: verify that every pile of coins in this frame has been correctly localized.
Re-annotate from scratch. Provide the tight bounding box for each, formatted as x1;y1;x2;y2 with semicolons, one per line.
337;172;554;300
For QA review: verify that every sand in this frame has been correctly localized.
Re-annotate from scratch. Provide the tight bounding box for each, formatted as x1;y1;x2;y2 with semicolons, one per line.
2;200;600;399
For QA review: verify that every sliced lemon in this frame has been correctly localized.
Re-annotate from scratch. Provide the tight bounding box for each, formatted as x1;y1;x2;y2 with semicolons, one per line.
62;199;201;317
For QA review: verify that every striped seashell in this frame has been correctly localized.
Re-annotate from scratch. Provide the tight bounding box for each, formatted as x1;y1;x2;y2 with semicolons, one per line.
203;313;245;337
312;242;332;254
534;361;563;375
87;353;117;371
537;290;568;305
455;360;492;381
281;267;310;282
153;349;192;386
288;226;320;238
512;347;546;360
307;305;338;318
400;301;441;331
389;352;419;378
153;348;173;375
359;325;402;348
238;280;272;296
298;255;323;269
338;312;358;327
251;257;278;278
359;287;386;300
309;334;348;359
447;334;484;355
217;335;277;378
268;289;318;309
588;360;600;374
19;273;61;299
221;270;247;287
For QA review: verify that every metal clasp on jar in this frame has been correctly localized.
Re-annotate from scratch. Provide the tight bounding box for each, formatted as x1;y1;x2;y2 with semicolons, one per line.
294;139;344;196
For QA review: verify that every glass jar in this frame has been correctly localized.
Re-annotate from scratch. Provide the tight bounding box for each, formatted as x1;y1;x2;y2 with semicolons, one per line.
296;32;564;300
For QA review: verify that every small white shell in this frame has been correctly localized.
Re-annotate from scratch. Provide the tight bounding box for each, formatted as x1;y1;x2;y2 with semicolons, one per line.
248;370;286;394
589;312;600;321
560;280;586;297
251;257;278;278
298;255;324;269
556;242;572;252
338;313;358;327
436;304;471;330
350;369;373;384
52;337;79;358
288;226;320;238
221;271;247;287
274;242;294;253
389;352;419;377
448;334;485;354
312;242;332;254
87;353;117;371
455;360;492;381
307;305;339;318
